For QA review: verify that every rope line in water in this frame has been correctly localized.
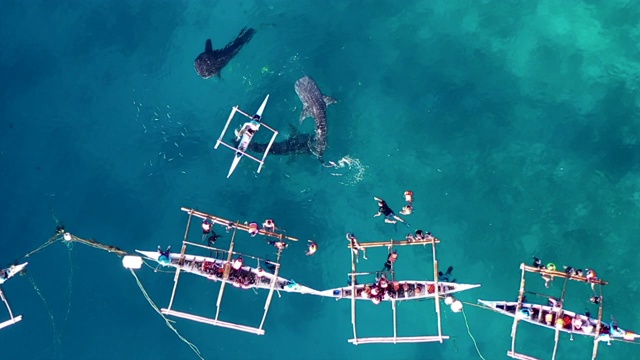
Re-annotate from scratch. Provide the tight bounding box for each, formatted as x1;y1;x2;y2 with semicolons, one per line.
27;274;60;356
462;308;486;360
129;269;204;360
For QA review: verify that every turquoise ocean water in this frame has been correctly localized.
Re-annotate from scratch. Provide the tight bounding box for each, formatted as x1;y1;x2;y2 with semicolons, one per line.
1;1;640;359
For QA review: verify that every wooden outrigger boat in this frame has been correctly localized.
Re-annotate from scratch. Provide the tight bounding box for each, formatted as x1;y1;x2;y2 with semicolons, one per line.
136;249;318;295
478;300;639;343
0;262;27;330
480;262;636;360
214;94;278;178
320;281;480;302
336;234;479;345
140;208;310;336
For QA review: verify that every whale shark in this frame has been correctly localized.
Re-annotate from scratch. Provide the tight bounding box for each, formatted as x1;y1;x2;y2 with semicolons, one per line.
247;125;314;156
194;27;256;79
295;76;336;161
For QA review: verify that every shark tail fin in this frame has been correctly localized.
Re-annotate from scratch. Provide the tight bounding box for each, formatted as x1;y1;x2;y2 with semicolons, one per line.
323;95;337;106
205;39;213;52
288;123;299;136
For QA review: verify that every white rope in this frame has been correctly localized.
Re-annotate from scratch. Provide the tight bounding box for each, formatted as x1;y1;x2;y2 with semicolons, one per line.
129;269;204;360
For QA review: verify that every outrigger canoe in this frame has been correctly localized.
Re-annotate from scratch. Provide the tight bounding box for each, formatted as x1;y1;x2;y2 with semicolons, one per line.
136;250;319;295
319;281;480;302
0;262;27;285
478;300;640;342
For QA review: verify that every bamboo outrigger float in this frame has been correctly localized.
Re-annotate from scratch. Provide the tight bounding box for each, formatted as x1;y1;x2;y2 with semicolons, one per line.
342;235;479;345
149;208;308;336
478;262;638;360
0;262;27;330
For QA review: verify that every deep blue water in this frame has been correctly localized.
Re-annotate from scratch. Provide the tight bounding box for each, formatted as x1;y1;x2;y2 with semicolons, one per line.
1;1;640;359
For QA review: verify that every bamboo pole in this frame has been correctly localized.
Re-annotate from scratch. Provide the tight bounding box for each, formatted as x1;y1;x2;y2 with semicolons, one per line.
215;228;237;321
591;285;604;360
511;265;527;355
350;244;358;344
551;277;569;360
431;237;443;342
258;247;282;331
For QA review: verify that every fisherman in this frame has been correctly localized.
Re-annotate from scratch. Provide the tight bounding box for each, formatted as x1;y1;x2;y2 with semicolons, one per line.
438;266;456;282
157;245;171;264
381;251;398;272
346;233;368;262
262;219;276;232
306;240;318;256
235;116;260;141
267;240;288;251
373;196;410;227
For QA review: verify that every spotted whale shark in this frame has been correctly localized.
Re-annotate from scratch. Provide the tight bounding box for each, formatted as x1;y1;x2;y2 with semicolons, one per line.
194;27;256;79
248;125;314;156
295;76;336;161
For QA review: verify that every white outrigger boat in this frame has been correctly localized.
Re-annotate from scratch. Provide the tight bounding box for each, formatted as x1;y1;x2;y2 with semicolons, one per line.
321;280;480;302
0;262;27;286
214;94;279;178
0;262;27;330
136;250;318;295
478;300;640;343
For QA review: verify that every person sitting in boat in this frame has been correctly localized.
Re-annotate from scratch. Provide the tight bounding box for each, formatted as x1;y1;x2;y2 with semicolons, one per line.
346;233;367;262
438;266;456;282
232;256;244;270
235;119;260;141
381;251;398;272
306;240;318;256
267;240;288;251
262;219;276;232
157;245;171;264
0;269;8;280
585;269;598;282
373;197;409;227
405;233;415;242
564;265;576;276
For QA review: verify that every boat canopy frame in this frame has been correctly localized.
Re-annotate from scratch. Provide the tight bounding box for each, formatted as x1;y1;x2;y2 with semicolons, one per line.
160;209;291;336
346;236;450;345
0;287;22;330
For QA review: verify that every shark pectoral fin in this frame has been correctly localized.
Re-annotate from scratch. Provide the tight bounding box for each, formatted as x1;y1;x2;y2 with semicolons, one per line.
205;39;213;52
323;95;337;106
299;106;312;124
287;123;299;136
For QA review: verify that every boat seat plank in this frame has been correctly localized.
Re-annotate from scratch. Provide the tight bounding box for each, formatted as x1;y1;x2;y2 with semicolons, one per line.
348;336;449;344
348;238;440;249
521;265;608;285
507;351;540;360
0;315;22;330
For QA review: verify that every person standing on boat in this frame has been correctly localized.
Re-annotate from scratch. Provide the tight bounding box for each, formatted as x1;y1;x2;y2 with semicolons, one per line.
373;197;410;227
346;233;367;262
306;240;318;256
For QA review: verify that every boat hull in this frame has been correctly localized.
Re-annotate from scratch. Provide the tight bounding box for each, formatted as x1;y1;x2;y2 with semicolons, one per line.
136;250;318;295
0;262;28;285
226;95;269;178
478;300;639;342
319;281;480;302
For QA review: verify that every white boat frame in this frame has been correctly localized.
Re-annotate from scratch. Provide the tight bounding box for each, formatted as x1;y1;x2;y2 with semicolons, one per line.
0;262;27;330
344;236;460;345
214;95;278;178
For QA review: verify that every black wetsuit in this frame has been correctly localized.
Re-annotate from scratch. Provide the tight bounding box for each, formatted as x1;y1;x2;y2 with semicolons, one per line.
379;201;394;217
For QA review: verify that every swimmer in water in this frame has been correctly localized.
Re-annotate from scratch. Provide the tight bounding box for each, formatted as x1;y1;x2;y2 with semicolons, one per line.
373;197;410;227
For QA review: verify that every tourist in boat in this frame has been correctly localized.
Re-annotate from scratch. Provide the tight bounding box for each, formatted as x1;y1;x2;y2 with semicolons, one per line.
346;233;367;262
157;245;171;264
373;197;409;226
306;240;318;256
564;265;576;276
267;240;288;251
381;251;398;272
262;219;276;232
438;266;456;282
232;256;244;270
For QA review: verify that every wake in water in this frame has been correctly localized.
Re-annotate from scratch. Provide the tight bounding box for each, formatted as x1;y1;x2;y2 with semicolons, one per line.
323;155;366;185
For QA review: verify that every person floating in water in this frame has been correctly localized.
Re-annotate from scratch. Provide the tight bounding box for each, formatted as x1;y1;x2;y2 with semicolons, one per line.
267;240;288;251
438;266;456;282
202;219;213;242
590;295;602;305
208;231;222;246
245;221;260;237
346;233;367;262
262;219;276;233
373;196;409;227
381;251;398;272
306;240;318;256
157;245;171;264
